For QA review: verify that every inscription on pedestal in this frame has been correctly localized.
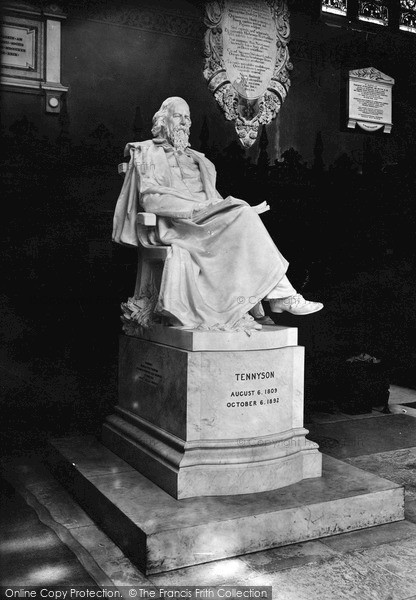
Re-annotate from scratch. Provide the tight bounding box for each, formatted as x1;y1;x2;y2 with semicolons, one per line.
188;348;303;441
119;338;188;439
136;361;161;387
228;371;279;407
119;337;304;444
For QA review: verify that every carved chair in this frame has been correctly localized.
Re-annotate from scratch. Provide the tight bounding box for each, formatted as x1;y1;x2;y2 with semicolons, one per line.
118;162;170;300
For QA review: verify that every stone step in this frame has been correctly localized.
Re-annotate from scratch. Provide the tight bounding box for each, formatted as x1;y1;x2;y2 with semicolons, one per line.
48;435;404;575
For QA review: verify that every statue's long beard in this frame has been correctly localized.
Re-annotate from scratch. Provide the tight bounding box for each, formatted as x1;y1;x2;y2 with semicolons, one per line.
169;126;190;152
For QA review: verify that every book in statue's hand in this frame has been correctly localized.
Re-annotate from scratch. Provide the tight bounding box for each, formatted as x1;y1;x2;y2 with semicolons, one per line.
191;197;270;223
252;201;270;214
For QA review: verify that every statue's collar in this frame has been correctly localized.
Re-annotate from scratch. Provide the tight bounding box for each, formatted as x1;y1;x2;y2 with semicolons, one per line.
152;137;191;155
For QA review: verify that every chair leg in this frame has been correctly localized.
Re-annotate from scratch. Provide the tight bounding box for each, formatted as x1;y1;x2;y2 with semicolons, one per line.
134;254;166;299
134;254;154;298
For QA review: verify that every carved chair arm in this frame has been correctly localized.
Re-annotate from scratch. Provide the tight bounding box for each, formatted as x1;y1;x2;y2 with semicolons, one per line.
136;213;160;248
118;162;128;176
137;212;157;227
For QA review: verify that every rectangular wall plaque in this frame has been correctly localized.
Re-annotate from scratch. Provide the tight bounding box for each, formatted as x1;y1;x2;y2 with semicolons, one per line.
1;2;68;112
347;67;394;133
1;24;36;70
1;13;43;90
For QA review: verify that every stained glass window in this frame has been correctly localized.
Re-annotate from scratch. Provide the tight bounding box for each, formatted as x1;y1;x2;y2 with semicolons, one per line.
400;0;416;33
358;1;389;26
321;0;347;17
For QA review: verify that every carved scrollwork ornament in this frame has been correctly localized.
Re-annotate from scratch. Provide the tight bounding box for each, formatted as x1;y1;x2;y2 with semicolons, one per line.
204;0;291;147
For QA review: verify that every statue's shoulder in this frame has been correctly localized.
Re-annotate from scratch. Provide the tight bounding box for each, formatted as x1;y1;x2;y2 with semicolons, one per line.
124;139;156;156
189;148;206;159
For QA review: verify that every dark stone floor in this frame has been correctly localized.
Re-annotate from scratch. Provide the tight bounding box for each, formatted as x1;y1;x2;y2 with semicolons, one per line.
306;414;416;459
0;477;97;587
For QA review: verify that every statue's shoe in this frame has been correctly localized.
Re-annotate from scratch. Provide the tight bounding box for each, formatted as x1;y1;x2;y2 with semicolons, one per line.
269;294;323;315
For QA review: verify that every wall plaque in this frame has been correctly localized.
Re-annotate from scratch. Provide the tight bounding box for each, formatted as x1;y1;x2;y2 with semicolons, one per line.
1;2;68;113
1;24;36;69
347;67;394;133
204;0;291;147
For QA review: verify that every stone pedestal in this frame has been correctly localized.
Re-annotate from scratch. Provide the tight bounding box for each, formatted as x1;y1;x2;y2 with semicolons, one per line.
102;325;322;499
48;436;405;575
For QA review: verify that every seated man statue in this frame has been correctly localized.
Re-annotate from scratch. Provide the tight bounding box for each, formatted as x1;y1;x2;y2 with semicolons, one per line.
113;96;323;332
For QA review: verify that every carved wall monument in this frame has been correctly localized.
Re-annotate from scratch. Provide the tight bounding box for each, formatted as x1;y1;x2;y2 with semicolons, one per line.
204;0;292;147
347;67;394;133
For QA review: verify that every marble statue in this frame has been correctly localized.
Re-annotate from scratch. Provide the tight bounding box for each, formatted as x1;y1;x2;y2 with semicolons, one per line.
113;97;323;331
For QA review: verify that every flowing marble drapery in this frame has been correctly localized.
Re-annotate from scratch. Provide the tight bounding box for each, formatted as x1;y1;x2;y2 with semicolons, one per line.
113;140;288;329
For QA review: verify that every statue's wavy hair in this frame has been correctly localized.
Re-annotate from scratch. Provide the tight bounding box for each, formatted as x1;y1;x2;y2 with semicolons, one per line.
151;97;189;138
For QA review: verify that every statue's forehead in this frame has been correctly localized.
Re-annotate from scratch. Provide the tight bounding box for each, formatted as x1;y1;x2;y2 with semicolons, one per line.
169;100;190;115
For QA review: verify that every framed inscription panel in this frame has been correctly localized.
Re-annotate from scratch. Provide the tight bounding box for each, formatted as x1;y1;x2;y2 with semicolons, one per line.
222;4;277;102
1;15;43;88
1;2;68;112
2;23;37;70
347;67;394;133
204;0;291;147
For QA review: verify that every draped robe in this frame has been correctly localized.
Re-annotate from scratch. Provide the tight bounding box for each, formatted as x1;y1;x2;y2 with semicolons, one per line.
112;139;289;329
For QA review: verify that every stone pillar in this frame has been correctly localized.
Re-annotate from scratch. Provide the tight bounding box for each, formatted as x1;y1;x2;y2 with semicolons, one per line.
102;325;322;499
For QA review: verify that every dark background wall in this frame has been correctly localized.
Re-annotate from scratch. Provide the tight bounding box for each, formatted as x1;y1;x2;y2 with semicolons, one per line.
1;0;416;436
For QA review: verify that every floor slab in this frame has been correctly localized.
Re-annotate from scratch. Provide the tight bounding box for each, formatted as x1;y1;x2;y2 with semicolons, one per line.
238;540;337;573
389;385;416;405
0;478;97;587
342;537;416;587
48;435;404;575
246;550;416;600
306;414;416;459
1;458;153;588
406;499;416;524
344;447;416;500
148;557;260;587
69;526;151;587
319;519;416;553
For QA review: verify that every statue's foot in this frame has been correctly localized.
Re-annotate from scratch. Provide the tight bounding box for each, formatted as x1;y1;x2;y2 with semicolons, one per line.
269;294;323;315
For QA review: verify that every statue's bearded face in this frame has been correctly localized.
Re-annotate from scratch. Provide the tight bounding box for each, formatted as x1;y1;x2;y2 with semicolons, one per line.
165;100;191;152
